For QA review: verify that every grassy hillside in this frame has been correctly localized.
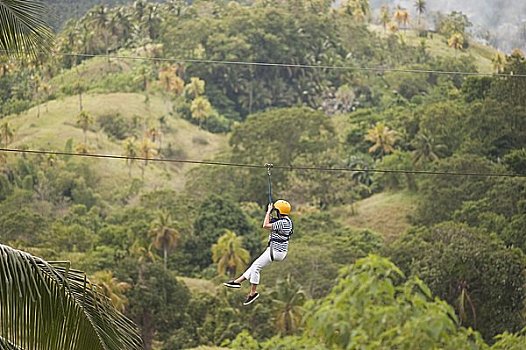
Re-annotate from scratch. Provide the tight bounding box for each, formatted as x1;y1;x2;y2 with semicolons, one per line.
331;191;418;242
5;92;228;195
369;25;496;73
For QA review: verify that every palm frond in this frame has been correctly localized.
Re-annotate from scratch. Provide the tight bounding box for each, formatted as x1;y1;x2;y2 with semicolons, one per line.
0;0;54;57
0;336;22;350
0;244;143;350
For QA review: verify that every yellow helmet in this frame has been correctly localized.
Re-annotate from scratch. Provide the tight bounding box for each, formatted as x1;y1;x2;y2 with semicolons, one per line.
274;200;291;215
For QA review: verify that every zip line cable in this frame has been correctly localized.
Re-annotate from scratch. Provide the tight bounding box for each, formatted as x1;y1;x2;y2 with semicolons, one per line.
61;52;526;78
2;49;526;78
1;148;524;178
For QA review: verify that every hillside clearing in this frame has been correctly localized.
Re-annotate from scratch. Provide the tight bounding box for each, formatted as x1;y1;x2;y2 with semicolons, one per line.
331;191;418;241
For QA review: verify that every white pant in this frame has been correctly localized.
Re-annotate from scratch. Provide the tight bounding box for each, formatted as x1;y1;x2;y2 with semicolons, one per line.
242;247;287;285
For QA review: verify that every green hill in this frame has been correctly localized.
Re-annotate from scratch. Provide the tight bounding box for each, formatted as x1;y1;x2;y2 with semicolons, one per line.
5;92;228;195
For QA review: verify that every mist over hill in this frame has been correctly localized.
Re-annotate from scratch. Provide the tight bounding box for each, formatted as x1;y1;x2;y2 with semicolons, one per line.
370;0;526;52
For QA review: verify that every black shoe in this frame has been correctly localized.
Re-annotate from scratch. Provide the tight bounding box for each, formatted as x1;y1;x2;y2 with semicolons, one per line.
223;281;241;288
243;292;259;305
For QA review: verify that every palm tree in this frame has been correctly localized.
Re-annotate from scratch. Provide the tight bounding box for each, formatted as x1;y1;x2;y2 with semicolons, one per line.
184;77;205;99
270;275;307;335
91;270;131;313
379;5;390;32
40;81;51;113
165;0;188;17
149;210;180;269
112;8;133;45
134;64;153;91
348;156;373;186
191;96;213;128
448;32;464;52
0;121;15;147
414;0;426;27
0;244;142;349
75;142;89;154
158;65;184;95
0;0;53;58
138;138;157;179
393;6;409;30
123;137;138;176
492;52;506;74
365;122;398;159
335;84;355;112
344;0;370;22
58;27;79;68
76;110;93;144
89;5;110;61
143;3;162;41
129;239;156;282
411;131;445;165
79;22;96;55
212;230;250;279
133;0;147;24
456;280;477;328
130;239;156;265
74;67;86;111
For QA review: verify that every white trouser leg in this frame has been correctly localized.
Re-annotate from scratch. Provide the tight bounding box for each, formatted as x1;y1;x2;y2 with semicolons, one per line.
242;247;287;285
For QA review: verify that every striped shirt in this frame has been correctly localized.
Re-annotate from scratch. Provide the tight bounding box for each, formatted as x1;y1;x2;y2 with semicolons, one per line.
269;217;293;252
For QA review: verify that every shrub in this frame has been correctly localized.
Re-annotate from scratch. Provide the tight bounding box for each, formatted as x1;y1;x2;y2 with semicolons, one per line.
97;112;134;140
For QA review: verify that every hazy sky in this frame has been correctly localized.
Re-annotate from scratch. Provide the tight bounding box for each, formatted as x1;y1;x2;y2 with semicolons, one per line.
368;0;526;52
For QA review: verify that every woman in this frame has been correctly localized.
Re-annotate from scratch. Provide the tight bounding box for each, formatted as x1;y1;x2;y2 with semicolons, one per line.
223;199;293;305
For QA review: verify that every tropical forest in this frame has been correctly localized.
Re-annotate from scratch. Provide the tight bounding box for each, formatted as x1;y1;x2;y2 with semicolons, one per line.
0;0;526;349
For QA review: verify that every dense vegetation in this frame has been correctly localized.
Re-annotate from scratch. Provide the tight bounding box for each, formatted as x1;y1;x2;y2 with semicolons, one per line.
1;0;526;349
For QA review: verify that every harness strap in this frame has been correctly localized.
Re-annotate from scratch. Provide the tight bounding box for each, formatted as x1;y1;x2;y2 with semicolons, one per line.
265;163;273;205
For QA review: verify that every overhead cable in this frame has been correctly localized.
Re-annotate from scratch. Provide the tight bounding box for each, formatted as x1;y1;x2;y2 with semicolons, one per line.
1;49;525;78
0;148;524;178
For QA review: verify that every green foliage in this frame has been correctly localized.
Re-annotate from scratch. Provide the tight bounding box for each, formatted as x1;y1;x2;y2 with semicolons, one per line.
489;51;526;108
269;275;308;335
375;151;417;191
305;254;487;349
464;100;526;159
230;107;338;204
503;149;526;174
388;222;526;341
0;244;142;350
436;11;472;39
418;101;467;156
461;76;493;102
265;217;384;298
190;194;258;270
229;330;260;350
162;4;346;120
0;207;50;245
412;155;498;225
385;71;430;100
97;112;136;140
125;262;191;349
492;328;526;350
1;1;526;348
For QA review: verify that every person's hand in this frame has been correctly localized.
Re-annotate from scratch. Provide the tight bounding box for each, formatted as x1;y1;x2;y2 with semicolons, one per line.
267;203;273;213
